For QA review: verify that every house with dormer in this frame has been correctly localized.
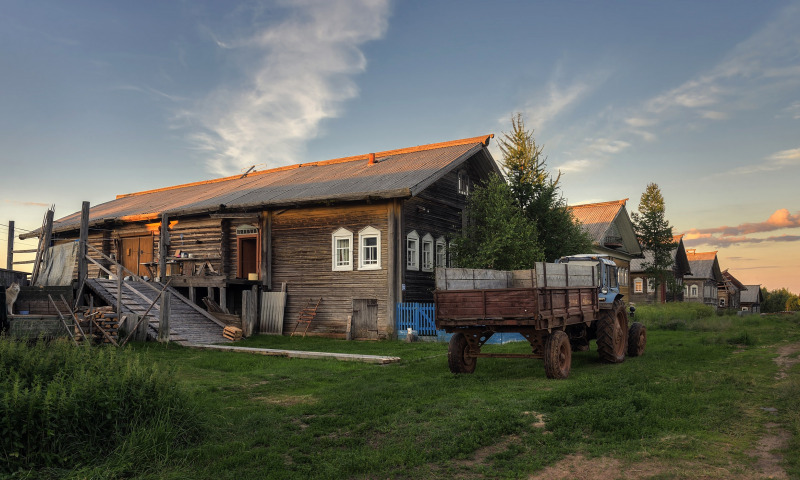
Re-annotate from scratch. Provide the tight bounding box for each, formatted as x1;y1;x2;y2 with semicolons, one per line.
567;199;643;299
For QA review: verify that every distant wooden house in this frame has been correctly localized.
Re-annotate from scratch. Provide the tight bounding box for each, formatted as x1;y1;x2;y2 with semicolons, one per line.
20;135;500;339
567;199;643;299
684;250;724;308
629;234;692;304
740;285;763;313
719;269;746;310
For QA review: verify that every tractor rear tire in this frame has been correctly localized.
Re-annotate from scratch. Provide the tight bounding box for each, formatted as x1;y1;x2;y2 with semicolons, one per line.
544;330;572;379
596;305;628;363
448;332;476;374
628;322;647;357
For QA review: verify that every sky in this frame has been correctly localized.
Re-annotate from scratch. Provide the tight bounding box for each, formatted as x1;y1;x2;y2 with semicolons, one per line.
1;0;798;294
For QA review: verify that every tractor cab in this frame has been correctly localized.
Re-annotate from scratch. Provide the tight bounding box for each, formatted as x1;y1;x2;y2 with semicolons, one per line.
555;254;622;309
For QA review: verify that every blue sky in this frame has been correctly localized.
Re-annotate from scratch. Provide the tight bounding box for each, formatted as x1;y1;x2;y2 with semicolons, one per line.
1;0;799;292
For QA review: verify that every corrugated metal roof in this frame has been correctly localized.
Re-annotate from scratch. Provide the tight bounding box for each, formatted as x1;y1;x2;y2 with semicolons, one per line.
630;236;691;275
34;135;497;237
567;198;642;257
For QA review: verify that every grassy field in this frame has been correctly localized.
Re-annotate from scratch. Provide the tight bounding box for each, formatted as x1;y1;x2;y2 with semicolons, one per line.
8;308;800;479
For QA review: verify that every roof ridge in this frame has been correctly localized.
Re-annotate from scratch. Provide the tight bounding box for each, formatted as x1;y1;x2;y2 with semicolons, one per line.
117;134;494;199
568;198;629;209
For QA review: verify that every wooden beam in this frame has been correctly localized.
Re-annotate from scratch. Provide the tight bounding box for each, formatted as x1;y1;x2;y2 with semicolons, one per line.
209;213;260;219
75;202;90;307
158;292;171;343
186;344;401;365
32;208;54;285
6;220;13;270
387;200;397;337
158;212;169;281
262;211;272;289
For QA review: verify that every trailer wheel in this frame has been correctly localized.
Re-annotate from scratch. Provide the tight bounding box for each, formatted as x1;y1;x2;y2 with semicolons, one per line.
544;330;572;379
448;332;476;374
596;305;628;363
627;322;646;357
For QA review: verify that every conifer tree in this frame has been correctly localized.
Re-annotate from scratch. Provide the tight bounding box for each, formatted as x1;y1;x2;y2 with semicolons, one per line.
631;183;676;302
498;113;593;261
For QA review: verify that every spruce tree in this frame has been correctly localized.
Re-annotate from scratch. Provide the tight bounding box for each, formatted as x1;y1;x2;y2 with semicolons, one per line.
631;183;676;303
498;113;593;261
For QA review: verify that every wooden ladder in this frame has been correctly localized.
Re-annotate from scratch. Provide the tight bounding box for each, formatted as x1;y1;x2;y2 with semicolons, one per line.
292;298;321;337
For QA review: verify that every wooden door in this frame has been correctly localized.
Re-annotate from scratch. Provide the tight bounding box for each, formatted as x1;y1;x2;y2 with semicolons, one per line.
120;236;153;277
352;299;378;340
238;236;259;279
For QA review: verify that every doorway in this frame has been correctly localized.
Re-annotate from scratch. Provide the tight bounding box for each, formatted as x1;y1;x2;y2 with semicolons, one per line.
352;299;378;340
120;236;153;277
237;235;259;279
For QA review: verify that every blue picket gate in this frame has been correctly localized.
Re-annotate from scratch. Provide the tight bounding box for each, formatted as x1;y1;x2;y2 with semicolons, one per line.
395;302;525;344
395;302;438;337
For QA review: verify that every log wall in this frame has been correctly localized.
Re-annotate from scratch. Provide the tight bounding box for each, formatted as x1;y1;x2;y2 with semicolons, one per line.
271;203;390;338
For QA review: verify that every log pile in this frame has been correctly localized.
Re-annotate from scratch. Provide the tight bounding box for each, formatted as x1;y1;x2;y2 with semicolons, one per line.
77;306;122;345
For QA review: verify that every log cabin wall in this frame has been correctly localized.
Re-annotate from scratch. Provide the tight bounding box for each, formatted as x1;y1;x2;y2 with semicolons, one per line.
401;166;474;303
162;217;224;272
226;217;262;279
271;203;390;338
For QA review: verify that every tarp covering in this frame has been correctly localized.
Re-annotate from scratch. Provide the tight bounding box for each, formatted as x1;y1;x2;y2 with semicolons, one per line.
35;242;77;287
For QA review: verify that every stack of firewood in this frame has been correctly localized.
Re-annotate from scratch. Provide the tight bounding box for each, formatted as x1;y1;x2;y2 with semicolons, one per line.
78;307;121;344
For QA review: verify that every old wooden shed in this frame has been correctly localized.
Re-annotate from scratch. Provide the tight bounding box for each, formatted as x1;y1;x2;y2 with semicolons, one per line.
21;135;500;339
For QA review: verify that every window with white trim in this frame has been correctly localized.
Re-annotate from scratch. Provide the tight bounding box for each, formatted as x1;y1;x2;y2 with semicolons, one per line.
358;226;381;270
684;285;689;297
719;298;726;307
448;240;455;267
435;236;446;267
647;278;655;293
331;228;353;271
458;170;470;195
634;278;643;294
421;234;434;272
690;285;699;298
406;231;419;271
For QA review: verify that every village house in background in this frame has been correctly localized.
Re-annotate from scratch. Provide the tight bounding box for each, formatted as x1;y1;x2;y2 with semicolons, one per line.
19;135;499;339
740;285;763;313
684;250;724;308
567;199;643;300
719;269;747;310
629;234;692;304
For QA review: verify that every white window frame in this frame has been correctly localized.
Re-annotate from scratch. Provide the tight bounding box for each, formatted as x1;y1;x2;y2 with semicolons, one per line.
719;298;726;307
435;236;446;268
634;278;643;294
458;170;470;195
331;227;353;271
358;226;381;270
647;278;655;293
690;285;699;298
448;240;455;267
421;234;434;272
406;231;419;271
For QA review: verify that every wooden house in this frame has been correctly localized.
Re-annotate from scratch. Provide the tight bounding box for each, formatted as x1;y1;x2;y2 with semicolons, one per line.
740;285;763;313
719;269;746;310
629;234;692;304
20;135;500;339
567;199;643;299
684;250;724;308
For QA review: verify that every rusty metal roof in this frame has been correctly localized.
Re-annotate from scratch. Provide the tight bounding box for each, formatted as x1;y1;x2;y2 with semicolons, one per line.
568;199;642;257
29;135;497;237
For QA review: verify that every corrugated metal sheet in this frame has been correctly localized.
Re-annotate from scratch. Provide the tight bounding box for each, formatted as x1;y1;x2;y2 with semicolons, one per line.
740;285;761;303
568;199;628;244
33;135;497;237
686;251;722;281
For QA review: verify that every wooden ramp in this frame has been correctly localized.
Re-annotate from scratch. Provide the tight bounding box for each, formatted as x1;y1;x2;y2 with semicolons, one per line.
85;279;229;345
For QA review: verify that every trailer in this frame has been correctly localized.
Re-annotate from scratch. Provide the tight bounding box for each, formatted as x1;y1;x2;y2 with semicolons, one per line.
433;258;646;379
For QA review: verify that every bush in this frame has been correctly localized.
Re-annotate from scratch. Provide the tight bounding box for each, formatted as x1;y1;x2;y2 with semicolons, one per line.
0;338;200;474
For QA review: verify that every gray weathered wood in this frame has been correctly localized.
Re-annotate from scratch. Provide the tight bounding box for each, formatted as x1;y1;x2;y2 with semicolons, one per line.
187;343;401;364
242;290;256;337
262;211;271;288
159;292;171;343
31;208;54;285
159;212;169;280
76;202;90;300
6;220;13;270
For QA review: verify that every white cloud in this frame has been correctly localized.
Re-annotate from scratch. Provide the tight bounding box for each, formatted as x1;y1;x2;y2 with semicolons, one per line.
587;138;631;155
523;81;590;130
184;0;391;176
700;110;728;120
556;159;592;173
727;147;800;175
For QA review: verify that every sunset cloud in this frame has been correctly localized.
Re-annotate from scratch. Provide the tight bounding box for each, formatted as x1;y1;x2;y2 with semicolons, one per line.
682;209;800;247
728;147;800;175
4;200;50;208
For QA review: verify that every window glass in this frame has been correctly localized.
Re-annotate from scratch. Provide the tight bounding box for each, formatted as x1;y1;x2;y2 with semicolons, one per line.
331;228;353;271
358;226;381;270
406;231;419;270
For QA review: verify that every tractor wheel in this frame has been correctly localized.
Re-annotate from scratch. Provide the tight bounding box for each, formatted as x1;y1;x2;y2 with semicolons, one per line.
448;332;476;374
596;304;629;363
544;330;572;379
628;322;647;357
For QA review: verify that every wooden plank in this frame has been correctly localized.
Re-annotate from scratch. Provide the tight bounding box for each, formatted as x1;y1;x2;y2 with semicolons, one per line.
6;220;13;270
159;292;170;343
187;344;401;364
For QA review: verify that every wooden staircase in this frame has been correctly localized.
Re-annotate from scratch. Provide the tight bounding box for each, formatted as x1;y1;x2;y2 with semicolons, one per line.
85;278;229;345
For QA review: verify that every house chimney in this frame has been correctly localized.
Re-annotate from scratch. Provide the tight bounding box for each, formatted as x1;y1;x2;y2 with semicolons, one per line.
368;153;376;165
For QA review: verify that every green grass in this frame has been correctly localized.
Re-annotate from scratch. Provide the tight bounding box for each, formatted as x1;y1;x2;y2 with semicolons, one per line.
4;308;800;479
